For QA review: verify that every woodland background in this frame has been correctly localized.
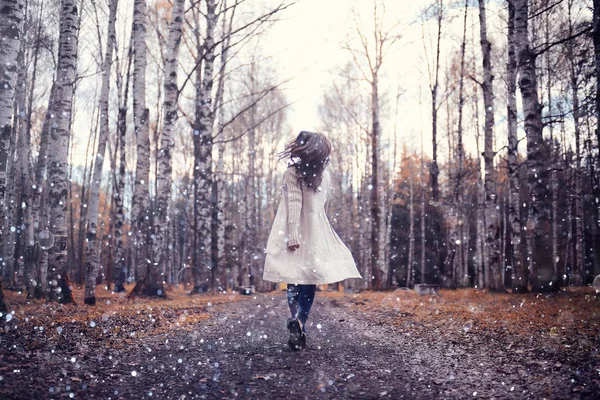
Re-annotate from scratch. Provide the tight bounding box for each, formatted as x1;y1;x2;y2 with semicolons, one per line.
0;0;598;310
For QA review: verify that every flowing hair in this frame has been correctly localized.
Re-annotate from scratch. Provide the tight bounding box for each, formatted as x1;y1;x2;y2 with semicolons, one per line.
278;131;332;192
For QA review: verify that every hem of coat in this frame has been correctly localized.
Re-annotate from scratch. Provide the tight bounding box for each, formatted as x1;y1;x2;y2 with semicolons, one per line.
262;274;362;285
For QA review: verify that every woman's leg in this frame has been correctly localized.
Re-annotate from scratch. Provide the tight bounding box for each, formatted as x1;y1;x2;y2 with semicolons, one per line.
297;284;316;331
287;284;317;331
287;284;300;319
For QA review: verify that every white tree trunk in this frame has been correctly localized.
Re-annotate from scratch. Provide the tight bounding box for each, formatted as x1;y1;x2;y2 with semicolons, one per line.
478;0;503;291
113;107;127;292
0;0;25;297
113;42;133;293
567;1;584;285
214;0;234;292
32;82;53;297
370;78;383;289
506;0;525;292
192;0;217;292
152;0;185;288
473;79;485;289
246;71;258;291
46;0;80;304
455;0;468;287
23;3;45;298
84;0;119;305
15;46;36;297
12;46;25;290
131;0;152;294
1;163;16;285
515;0;555;292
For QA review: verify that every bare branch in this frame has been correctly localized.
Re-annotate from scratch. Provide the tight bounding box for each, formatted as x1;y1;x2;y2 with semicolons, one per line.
533;26;592;56
213;71;300;139
333;83;370;136
528;0;564;21
214;101;295;144
178;2;295;96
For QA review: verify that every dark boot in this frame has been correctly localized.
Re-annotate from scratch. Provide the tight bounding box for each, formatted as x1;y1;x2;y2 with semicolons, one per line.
286;318;306;351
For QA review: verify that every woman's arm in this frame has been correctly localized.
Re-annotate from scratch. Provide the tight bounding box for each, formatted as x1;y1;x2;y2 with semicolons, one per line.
283;167;302;249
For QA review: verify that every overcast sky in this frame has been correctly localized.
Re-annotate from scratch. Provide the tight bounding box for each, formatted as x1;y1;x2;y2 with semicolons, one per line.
67;0;516;181
259;0;513;163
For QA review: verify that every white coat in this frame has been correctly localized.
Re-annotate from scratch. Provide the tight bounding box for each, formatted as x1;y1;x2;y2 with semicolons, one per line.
262;166;362;285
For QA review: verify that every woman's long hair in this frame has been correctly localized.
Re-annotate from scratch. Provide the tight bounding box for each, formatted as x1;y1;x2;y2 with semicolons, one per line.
278;131;331;192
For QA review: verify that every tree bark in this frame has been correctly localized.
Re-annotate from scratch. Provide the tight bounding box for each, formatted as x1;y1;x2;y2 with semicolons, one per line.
478;0;503;291
12;45;25;290
0;0;25;308
0;0;24;209
23;1;46;298
113;38;133;293
152;0;185;291
84;0;119;305
214;0;235;293
593;0;600;152
248;84;257;291
32;82;54;297
506;0;525;293
16;43;37;297
192;0;217;293
567;0;584;285
514;0;555;292
370;77;383;289
130;0;153;296
1;148;16;285
471;65;485;288
46;0;80;304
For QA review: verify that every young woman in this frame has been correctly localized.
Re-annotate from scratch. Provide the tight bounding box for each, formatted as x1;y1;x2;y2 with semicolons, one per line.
263;131;361;351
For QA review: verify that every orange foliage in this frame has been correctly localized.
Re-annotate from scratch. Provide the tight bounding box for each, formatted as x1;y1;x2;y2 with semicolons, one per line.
320;288;600;346
3;284;245;349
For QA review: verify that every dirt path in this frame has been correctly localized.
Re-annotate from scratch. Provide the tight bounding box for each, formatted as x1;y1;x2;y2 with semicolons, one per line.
1;291;598;399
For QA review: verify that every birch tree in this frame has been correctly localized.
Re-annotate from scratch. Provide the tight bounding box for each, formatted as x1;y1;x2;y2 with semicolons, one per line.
46;0;80;304
514;0;555;292
506;0;526;293
0;0;25;311
22;0;47;298
243;64;258;290
594;0;600;157
192;0;217;292
113;38;133;293
213;0;235;292
13;44;26;290
478;0;503;291
15;39;37;297
130;0;153;295
152;0;185;293
84;0;119;305
456;0;469;287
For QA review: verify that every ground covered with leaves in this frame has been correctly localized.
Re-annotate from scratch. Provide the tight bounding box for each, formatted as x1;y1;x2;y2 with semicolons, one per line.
0;285;599;399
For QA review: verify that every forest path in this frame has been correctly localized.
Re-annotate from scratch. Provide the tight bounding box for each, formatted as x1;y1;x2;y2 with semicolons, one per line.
1;290;596;399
